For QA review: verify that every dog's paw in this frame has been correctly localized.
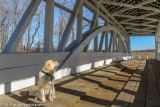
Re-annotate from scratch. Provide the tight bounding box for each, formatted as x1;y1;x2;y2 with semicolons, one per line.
49;98;54;101
53;96;56;99
42;98;46;103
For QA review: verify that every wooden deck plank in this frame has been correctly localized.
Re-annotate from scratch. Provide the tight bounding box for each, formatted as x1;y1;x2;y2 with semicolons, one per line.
154;61;160;96
44;61;136;107
146;60;160;107
129;60;146;106
73;61;138;107
111;60;144;107
128;60;147;107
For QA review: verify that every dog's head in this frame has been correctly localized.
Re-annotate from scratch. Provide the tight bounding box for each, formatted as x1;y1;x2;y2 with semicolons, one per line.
43;60;59;74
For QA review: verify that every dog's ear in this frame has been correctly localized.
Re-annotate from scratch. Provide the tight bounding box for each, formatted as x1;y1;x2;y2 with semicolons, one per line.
53;61;59;67
44;62;52;71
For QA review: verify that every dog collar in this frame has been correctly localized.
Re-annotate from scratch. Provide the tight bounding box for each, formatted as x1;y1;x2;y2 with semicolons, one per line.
41;71;53;77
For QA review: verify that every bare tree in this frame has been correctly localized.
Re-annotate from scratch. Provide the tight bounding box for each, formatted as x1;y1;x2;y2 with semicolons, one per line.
0;0;45;53
0;0;92;53
0;0;9;52
54;0;69;50
25;11;42;52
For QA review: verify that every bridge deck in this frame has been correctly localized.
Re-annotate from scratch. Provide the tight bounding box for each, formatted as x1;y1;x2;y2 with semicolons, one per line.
0;60;160;107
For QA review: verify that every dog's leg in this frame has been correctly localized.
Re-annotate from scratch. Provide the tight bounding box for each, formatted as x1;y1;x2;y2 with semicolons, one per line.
29;90;37;97
49;88;54;101
53;87;56;99
49;87;56;101
39;88;46;102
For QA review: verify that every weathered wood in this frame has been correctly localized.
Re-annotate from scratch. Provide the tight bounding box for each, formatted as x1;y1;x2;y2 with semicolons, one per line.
43;0;54;52
146;60;160;107
102;0;159;13
57;0;82;52
98;32;105;52
115;34;118;52
109;32;113;52
111;61;143;107
73;60;138;107
154;61;160;95
129;61;147;107
76;0;83;44
94;19;98;52
84;12;99;52
0;52;127;95
0;53;69;69
54;1;92;23
113;32;116;52
117;35;121;52
105;31;109;52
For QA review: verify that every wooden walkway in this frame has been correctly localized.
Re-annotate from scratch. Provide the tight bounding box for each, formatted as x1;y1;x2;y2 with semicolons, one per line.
0;60;160;107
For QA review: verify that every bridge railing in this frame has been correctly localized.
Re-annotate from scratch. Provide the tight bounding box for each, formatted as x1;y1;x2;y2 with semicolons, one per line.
0;52;129;95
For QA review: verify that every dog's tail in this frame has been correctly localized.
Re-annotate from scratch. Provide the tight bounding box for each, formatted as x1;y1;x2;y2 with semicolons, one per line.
29;90;37;97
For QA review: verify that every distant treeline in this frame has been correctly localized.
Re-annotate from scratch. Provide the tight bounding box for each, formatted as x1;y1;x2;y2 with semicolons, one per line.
132;49;155;52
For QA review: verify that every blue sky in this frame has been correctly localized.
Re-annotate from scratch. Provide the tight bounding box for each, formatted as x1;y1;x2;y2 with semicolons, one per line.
130;36;155;51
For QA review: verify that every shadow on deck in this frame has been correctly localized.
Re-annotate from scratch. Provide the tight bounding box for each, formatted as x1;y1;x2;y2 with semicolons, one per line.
0;60;160;107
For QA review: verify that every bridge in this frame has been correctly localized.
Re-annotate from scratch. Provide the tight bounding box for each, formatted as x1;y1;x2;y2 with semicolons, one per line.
0;0;160;106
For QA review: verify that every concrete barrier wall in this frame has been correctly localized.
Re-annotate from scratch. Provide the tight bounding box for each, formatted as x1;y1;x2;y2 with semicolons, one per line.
0;52;128;95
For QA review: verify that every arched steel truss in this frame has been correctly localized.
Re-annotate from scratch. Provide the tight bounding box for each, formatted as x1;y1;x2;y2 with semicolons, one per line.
57;25;128;70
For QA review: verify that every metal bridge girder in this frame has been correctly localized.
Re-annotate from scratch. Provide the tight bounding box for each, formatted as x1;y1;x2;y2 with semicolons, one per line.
57;26;129;71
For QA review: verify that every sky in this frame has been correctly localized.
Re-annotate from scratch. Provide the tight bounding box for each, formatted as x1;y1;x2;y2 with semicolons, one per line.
90;34;156;51
130;36;155;51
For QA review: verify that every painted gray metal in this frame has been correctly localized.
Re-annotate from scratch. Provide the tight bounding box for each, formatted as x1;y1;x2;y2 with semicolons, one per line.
57;0;82;52
109;32;113;52
105;31;109;52
84;12;99;52
98;32;105;52
44;0;54;52
57;26;128;72
76;0;83;45
0;52;129;95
